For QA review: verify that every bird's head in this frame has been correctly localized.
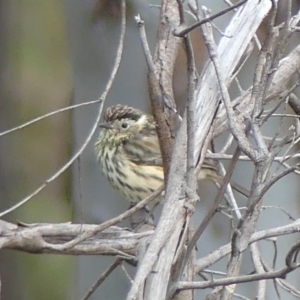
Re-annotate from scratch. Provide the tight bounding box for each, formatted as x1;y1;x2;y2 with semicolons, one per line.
96;104;156;147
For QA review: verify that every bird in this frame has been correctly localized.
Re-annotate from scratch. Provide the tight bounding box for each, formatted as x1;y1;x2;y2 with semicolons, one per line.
95;104;249;204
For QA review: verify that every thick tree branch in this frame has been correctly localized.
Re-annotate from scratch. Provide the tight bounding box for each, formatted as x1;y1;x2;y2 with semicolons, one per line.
193;0;272;162
0;220;151;259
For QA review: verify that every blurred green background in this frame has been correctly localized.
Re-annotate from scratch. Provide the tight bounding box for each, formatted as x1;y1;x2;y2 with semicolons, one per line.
0;0;157;299
0;1;73;299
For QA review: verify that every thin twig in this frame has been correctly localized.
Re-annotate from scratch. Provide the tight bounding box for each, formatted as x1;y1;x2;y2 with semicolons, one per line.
195;219;300;274
0;0;127;218
81;259;121;300
174;264;299;292
121;263;133;283
47;185;163;252
250;243;266;300
186;147;242;259
0;99;100;138
173;0;247;37
135;15;155;73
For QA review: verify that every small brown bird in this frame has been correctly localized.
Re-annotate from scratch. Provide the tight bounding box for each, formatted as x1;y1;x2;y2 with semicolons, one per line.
95;104;248;204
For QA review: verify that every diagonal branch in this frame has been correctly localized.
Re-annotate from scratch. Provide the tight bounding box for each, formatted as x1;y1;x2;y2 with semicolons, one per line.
193;0;272;163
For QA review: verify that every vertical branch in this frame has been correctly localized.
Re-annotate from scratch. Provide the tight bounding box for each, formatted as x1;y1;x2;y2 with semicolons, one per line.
171;1;197;299
250;243;266;300
148;0;181;178
183;15;197;193
251;0;278;118
128;1;188;299
193;3;273;300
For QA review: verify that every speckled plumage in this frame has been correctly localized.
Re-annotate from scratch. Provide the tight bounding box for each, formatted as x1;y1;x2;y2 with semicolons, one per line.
95;105;164;203
104;104;144;123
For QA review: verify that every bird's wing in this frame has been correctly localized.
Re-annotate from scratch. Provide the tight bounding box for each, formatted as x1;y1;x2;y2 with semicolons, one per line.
123;133;163;167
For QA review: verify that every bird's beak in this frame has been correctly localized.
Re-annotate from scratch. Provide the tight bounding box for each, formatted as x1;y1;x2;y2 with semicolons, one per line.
99;123;113;130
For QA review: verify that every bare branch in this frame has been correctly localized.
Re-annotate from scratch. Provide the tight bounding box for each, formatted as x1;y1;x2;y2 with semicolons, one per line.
0;220;150;258
0;0;127;218
0;99;100;138
194;0;272;162
195;219;300;274
250;243;266;300
45;186;163;252
81;259;122;300
174;265;299;292
173;0;247;37
146;0;181;177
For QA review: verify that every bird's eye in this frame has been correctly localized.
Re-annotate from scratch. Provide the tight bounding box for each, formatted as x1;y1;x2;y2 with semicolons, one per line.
121;122;128;129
